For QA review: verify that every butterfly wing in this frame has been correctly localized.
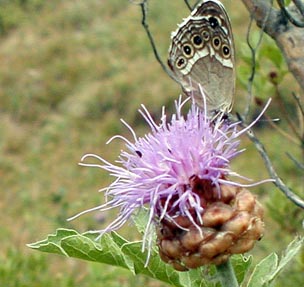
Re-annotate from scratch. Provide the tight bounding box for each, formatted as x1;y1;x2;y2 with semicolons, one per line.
168;0;235;113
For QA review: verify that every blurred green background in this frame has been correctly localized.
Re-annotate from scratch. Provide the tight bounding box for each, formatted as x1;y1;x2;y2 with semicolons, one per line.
0;0;303;286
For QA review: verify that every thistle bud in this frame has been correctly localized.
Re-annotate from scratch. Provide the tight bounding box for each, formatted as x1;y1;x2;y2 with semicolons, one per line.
156;183;264;270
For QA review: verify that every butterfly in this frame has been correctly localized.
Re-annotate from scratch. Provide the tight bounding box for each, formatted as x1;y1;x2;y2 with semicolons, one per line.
168;0;235;113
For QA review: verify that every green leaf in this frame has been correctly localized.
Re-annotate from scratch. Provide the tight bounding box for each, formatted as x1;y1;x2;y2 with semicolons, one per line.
247;236;304;287
247;253;278;287
28;228;131;269
230;255;252;284
27;228;79;257
28;228;258;287
28;228;210;286
122;242;182;286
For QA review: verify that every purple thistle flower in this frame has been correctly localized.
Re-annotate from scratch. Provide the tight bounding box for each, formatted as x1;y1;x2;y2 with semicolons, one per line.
69;97;271;262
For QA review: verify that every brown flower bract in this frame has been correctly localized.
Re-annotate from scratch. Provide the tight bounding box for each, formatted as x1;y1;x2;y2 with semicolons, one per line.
156;183;264;271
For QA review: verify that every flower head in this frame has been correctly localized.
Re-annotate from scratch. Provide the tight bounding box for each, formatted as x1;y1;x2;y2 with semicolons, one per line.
70;97;270;269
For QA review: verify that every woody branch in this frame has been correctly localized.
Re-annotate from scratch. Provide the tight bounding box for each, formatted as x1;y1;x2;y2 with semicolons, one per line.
241;0;304;91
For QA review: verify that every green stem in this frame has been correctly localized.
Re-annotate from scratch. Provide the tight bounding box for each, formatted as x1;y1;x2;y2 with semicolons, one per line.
215;259;239;287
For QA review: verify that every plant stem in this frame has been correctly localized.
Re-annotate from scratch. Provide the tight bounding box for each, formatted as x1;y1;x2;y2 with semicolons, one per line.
215;259;239;287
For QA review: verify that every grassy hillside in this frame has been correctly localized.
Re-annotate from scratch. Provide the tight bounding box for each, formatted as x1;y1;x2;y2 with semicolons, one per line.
0;1;303;286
